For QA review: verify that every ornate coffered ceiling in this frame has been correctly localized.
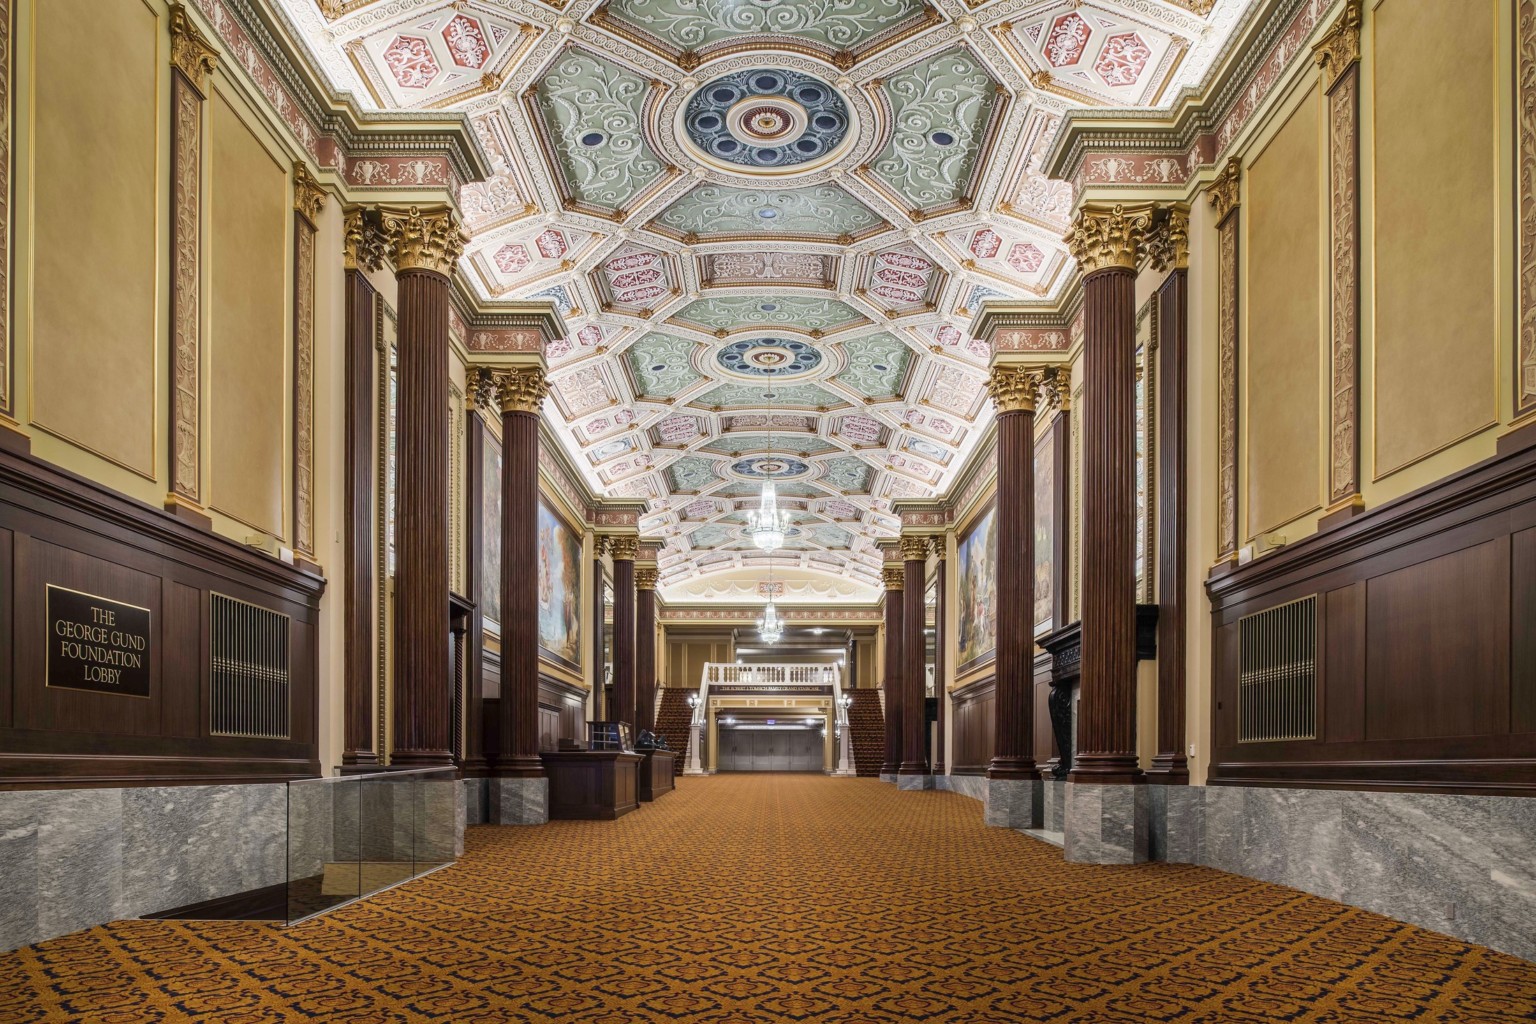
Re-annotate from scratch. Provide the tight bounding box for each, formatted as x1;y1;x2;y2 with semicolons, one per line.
272;0;1257;603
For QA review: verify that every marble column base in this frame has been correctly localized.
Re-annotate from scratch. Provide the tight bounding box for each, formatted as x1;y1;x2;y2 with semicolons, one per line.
896;774;935;791
488;777;548;826
1064;782;1149;864
934;774;987;801
984;778;1043;829
1042;779;1068;833
461;778;488;826
879;772;897;784
1148;784;1201;864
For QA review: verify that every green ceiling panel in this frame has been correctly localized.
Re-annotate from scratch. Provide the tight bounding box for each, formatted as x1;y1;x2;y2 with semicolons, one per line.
809;525;855;549
685;523;736;549
626;333;701;398
869;49;999;212
715;481;824;499
699;433;839;457
691;381;846;410
666;455;722;493
534;51;667;213
652;185;884;240
673;295;865;334
836;333;912;399
821;456;875;493
599;0;931;55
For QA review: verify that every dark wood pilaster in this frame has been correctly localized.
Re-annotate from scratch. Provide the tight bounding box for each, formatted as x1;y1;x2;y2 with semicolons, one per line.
986;368;1040;780
1151;254;1189;783
459;406;489;775
1066;203;1153;783
611;537;638;730
933;540;947;775
496;368;548;777
591;538;608;722
635;568;658;736
342;263;378;766
899;538;930;775
880;566;903;774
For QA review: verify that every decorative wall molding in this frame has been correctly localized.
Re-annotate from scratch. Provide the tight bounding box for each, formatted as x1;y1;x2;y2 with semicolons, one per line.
1319;5;1361;505
0;0;9;417
1519;0;1536;418
292;163;325;558
1210;162;1241;563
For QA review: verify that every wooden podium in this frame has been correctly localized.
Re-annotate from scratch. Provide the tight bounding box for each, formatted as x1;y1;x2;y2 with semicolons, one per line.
539;750;644;820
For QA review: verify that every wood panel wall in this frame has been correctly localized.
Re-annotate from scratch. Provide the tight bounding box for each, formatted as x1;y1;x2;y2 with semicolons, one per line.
949;677;994;774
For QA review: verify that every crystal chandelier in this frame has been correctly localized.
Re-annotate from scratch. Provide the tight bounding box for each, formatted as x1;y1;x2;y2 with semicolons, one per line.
746;393;792;552
757;594;784;644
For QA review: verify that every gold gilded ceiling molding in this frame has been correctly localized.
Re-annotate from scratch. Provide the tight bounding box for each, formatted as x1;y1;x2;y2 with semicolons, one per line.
342;205;387;272
377;205;466;275
495;366;550;416
1145;203;1190;272
1206;158;1242;224
1064;203;1156;274
986;365;1043;414
1312;0;1363;93
168;3;218;94
293;162;327;225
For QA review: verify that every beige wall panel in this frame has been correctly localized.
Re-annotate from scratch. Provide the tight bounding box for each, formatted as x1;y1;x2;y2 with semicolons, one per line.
1373;0;1497;477
208;90;287;537
31;0;159;476
1246;88;1322;537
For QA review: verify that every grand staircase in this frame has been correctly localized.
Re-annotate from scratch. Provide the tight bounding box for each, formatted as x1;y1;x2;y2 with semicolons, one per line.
845;690;885;777
655;688;696;764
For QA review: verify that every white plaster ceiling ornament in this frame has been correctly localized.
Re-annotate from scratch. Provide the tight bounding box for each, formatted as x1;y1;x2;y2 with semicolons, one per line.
260;0;1262;596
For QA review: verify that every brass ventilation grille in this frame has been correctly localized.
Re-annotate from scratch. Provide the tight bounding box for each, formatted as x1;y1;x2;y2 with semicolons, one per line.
210;593;291;740
1237;595;1317;743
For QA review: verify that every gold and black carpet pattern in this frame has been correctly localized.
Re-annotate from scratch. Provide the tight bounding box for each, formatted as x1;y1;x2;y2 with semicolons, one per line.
3;775;1534;1022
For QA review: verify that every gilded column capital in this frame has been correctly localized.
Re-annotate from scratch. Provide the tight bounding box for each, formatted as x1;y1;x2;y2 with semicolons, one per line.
169;3;219;92
881;565;905;592
899;535;930;561
594;534;610;559
378;205;466;275
293;162;327;223
930;536;946;560
495;366;549;415
634;567;659;591
1064;203;1155;274
1312;0;1362;92
987;365;1043;414
609;535;640;562
1039;364;1072;411
343;205;386;272
465;366;497;410
1206;158;1242;223
1146;203;1190;272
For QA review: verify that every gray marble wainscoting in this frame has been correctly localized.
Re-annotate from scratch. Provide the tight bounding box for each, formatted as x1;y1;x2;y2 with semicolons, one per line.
935;773;988;802
1064;782;1150;865
488;777;549;825
879;772;897;784
1147;784;1202;865
1154;786;1536;964
984;778;1043;829
462;777;488;826
0;784;287;953
1042;780;1067;833
897;774;935;791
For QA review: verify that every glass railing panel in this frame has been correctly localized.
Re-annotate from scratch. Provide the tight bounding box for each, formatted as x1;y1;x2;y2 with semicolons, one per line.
359;771;416;897
286;774;361;925
413;768;458;877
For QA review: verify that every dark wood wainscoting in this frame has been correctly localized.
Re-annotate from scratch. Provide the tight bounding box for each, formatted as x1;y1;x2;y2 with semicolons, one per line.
0;448;325;788
1206;428;1536;794
949;677;995;774
482;651;588;760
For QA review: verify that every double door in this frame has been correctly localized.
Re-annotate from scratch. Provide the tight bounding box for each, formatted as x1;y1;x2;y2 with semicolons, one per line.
717;728;822;772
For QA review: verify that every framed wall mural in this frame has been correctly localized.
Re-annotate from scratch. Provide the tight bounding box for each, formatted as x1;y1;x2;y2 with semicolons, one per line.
479;430;503;634
538;501;583;672
956;504;997;673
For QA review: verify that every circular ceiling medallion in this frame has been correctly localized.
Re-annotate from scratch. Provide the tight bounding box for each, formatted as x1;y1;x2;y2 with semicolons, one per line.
715;337;823;378
683;68;850;173
732;455;811;479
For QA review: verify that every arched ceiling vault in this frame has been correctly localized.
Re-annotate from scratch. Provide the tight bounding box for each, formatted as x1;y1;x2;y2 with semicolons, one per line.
277;0;1258;602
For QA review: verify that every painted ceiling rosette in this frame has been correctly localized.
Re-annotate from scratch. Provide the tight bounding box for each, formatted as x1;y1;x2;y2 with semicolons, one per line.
262;0;1260;599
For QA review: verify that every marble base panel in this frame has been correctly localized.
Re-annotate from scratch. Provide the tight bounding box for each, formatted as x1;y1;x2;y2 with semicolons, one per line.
896;774;935;791
462;778;487;826
0;784;286;953
1042;780;1068;833
488;777;549;826
1148;784;1202;865
984;778;1043;829
935;774;988;802
878;772;897;784
1064;783;1149;865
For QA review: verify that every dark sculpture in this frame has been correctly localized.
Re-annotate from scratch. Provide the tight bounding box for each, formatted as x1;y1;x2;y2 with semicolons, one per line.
1047;681;1074;779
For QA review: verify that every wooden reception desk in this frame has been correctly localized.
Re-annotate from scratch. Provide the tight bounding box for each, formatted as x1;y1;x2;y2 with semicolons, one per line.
539;750;644;820
638;748;677;802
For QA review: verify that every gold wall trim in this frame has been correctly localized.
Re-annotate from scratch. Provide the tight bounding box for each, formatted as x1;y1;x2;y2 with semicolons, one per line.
169;70;203;505
292;201;318;558
1325;62;1361;505
0;0;10;417
1214;197;1241;563
1519;0;1536;418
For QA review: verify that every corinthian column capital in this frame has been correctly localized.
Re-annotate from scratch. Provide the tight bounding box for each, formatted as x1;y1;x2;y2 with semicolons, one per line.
1312;0;1363;91
987;365;1043;414
634;567;659;591
378;204;466;275
1064;203;1156;274
1206;158;1242;223
169;3;219;91
1146;202;1190;272
343;205;387;272
495;366;549;415
899;535;930;562
881;565;905;592
609;535;640;562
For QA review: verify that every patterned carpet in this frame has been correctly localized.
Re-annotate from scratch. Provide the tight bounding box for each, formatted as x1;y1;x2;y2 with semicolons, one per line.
3;775;1535;1023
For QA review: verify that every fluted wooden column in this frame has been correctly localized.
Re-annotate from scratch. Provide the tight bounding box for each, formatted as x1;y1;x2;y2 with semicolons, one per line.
1149;206;1190;783
987;366;1042;779
611;536;639;729
497;367;549;777
1066;203;1153;784
635;567;658;736
899;537;930;775
591;537;609;721
932;539;947;775
342;208;383;766
880;565;903;775
384;205;464;767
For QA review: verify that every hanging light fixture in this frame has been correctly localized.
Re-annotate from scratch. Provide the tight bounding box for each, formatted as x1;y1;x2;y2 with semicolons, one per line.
746;391;792;552
758;561;785;643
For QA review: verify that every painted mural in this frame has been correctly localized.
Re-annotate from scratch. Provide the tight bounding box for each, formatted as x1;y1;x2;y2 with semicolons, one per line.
480;432;502;633
956;506;997;670
1034;432;1055;635
538;502;583;671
